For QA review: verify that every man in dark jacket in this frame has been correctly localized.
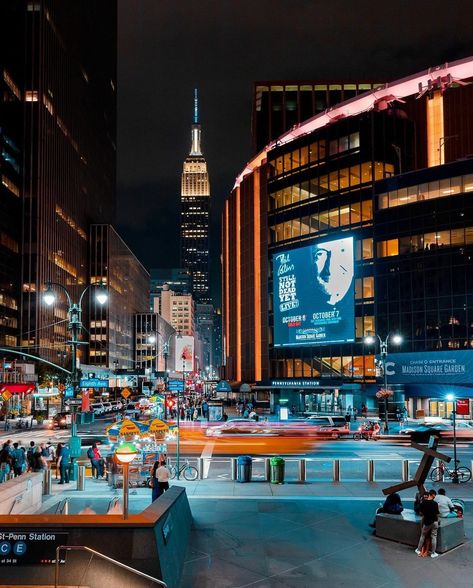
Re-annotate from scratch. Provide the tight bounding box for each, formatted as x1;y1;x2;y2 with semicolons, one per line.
415;490;440;558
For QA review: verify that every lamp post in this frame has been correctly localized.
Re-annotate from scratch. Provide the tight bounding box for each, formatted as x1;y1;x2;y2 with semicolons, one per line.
176;356;186;480
364;332;402;434
446;393;459;483
115;442;138;519
43;281;108;469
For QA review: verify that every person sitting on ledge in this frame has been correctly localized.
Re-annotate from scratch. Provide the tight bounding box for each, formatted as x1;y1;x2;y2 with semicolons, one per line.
435;488;458;518
370;492;404;527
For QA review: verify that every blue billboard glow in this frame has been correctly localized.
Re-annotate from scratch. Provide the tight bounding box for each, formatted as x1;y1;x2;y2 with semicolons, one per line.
272;236;355;347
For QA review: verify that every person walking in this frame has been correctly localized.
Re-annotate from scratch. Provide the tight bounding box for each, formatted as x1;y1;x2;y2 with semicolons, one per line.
26;441;36;472
11;443;26;476
150;460;170;501
415;490;440;558
57;443;71;484
87;443;102;479
31;447;47;473
0;442;12;483
93;444;104;478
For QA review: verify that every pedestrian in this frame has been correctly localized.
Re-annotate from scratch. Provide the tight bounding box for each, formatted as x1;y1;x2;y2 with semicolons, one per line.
415;490;440;558
353;407;358;421
11;442;26;476
32;447;47;473
87;443;101;479
370;492;403;527
55;443;63;479
93;444;104;478
0;442;12;483
26;441;36;471
435;488;459;518
45;441;55;465
57;443;71;484
151;460;170;501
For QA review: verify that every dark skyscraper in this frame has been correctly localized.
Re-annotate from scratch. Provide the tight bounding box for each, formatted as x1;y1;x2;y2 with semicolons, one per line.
180;89;211;303
0;1;117;360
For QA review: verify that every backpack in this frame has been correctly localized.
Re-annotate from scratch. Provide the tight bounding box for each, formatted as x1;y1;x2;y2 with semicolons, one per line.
87;447;94;459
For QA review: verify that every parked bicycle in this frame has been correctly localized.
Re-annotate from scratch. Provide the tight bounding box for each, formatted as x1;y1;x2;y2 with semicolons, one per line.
430;459;472;483
169;459;198;481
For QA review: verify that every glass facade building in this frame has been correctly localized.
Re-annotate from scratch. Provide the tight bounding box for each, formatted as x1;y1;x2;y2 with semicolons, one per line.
223;57;473;416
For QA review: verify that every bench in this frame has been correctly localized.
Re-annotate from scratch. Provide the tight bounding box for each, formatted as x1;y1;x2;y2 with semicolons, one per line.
375;508;465;553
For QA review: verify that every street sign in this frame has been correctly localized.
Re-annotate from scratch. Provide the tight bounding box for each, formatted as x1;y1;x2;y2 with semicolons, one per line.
79;378;108;388
121;388;131;399
1;390;12;402
64;387;74;398
216;380;232;393
167;379;184;391
0;531;68;565
65;399;81;406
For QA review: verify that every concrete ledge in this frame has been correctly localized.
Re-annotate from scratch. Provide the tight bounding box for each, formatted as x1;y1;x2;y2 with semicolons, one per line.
0;486;191;588
375;508;465;553
0;473;43;515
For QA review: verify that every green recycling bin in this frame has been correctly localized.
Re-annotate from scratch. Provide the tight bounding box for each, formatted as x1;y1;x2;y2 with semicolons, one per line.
270;456;285;484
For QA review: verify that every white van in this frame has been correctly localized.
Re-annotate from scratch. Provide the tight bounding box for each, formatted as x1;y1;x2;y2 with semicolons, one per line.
306;415;350;437
91;402;105;416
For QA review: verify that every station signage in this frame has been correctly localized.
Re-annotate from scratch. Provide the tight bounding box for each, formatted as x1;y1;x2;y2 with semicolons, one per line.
167;379;184;392
0;531;68;565
384;350;473;384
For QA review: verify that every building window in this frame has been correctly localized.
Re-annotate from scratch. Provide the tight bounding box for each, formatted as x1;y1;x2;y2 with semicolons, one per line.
25;90;39;102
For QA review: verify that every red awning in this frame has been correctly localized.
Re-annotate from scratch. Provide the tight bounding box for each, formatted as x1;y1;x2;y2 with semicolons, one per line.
0;384;36;395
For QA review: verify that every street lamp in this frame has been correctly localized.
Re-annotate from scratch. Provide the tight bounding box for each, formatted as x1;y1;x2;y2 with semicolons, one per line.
446;393;459;483
43;281;108;471
364;332;402;433
115;442;138;519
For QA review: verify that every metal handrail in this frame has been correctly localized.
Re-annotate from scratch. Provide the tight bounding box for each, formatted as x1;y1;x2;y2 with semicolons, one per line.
55;545;167;587
55;497;70;515
8;494;23;514
106;495;120;513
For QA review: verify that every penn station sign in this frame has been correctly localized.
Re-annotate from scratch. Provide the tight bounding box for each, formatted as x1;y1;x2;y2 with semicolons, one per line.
382;351;473;384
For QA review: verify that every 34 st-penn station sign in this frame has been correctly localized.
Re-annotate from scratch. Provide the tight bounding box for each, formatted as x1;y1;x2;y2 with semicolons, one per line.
381;351;473;384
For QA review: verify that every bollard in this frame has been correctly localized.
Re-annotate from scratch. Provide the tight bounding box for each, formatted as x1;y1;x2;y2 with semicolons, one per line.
43;468;52;496
231;458;237;480
63;499;69;515
298;459;306;482
265;458;270;481
76;466;85;491
198;457;204;480
402;460;410;482
367;459;375;482
333;459;340;482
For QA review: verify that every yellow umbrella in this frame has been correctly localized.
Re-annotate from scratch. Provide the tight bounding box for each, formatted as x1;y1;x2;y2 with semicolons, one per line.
106;419;146;439
147;418;169;434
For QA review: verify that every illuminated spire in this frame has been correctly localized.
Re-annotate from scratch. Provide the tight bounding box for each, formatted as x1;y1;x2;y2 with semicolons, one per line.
190;88;202;156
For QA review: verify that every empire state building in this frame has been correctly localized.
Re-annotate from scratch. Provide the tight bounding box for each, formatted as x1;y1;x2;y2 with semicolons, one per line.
180;90;211;303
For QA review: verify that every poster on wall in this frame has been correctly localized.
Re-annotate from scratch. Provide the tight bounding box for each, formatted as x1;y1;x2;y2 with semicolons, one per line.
175;336;194;372
272;236;355;347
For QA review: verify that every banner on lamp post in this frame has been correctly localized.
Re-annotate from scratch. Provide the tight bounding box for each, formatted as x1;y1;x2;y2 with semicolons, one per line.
175;336;194;372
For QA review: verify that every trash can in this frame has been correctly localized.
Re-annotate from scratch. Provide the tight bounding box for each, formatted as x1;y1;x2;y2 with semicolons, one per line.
270;456;285;484
237;455;252;483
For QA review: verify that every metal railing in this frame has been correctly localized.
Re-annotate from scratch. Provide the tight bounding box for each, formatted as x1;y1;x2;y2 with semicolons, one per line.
55;498;70;515
192;456;422;483
54;545;167;588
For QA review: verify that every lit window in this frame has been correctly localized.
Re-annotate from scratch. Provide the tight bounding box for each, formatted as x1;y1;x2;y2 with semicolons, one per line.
25;90;39;102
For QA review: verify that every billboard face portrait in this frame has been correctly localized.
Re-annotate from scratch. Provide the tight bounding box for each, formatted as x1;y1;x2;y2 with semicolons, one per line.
175;336;194;372
273;236;355;347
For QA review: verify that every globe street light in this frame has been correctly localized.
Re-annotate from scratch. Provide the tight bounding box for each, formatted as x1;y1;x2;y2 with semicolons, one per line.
43;281;108;473
364;332;403;433
446;393;459;483
115;442;138;519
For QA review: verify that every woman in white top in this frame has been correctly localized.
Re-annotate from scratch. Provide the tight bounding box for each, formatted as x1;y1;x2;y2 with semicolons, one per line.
151;460;170;501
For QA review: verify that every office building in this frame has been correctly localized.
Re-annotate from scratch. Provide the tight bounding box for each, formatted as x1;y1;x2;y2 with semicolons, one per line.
196;303;215;371
134;313;175;375
149;267;191;309
155;284;195;337
0;1;117;362
180;89;211;303
223;56;473;417
89;225;149;368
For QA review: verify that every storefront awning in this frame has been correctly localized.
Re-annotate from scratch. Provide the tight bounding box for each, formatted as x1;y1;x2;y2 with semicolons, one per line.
0;383;36;395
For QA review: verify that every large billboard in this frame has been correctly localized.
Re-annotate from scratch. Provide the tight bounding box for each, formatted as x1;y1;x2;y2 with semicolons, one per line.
272;236;355;347
175;336;194;372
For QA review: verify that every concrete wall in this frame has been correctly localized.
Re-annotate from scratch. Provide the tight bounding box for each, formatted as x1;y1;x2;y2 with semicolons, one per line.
0;473;43;515
0;485;192;588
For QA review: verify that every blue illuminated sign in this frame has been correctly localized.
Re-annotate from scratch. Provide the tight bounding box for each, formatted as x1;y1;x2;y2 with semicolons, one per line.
79;378;108;388
272;236;355;347
384;350;473;384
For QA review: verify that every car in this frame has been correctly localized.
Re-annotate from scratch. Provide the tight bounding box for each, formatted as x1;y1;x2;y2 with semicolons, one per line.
91;402;105;416
110;400;123;411
206;419;272;436
400;421;473;441
305;416;351;437
48;412;72;429
102;401;113;413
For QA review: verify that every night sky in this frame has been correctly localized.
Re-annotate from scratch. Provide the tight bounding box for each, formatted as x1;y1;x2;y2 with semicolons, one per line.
117;0;473;304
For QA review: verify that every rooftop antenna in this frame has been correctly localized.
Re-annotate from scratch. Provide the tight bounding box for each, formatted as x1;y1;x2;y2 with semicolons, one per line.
194;88;199;124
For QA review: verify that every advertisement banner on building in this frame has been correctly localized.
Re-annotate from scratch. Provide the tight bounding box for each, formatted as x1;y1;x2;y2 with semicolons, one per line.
384;350;473;384
456;399;470;415
272;236;355;347
175;336;194;372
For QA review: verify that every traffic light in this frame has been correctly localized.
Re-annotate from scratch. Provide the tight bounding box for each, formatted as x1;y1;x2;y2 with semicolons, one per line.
166;398;175;410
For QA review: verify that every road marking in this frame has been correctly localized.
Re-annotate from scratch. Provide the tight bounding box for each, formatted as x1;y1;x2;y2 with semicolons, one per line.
200;442;214;478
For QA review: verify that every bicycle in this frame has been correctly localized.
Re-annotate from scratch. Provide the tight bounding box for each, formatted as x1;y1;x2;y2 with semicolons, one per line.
430;460;472;483
169;459;198;481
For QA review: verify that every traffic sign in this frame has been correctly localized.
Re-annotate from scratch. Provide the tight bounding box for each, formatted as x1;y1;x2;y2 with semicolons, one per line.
1;389;12;402
121;388;131;399
65;399;82;406
64;387;74;398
